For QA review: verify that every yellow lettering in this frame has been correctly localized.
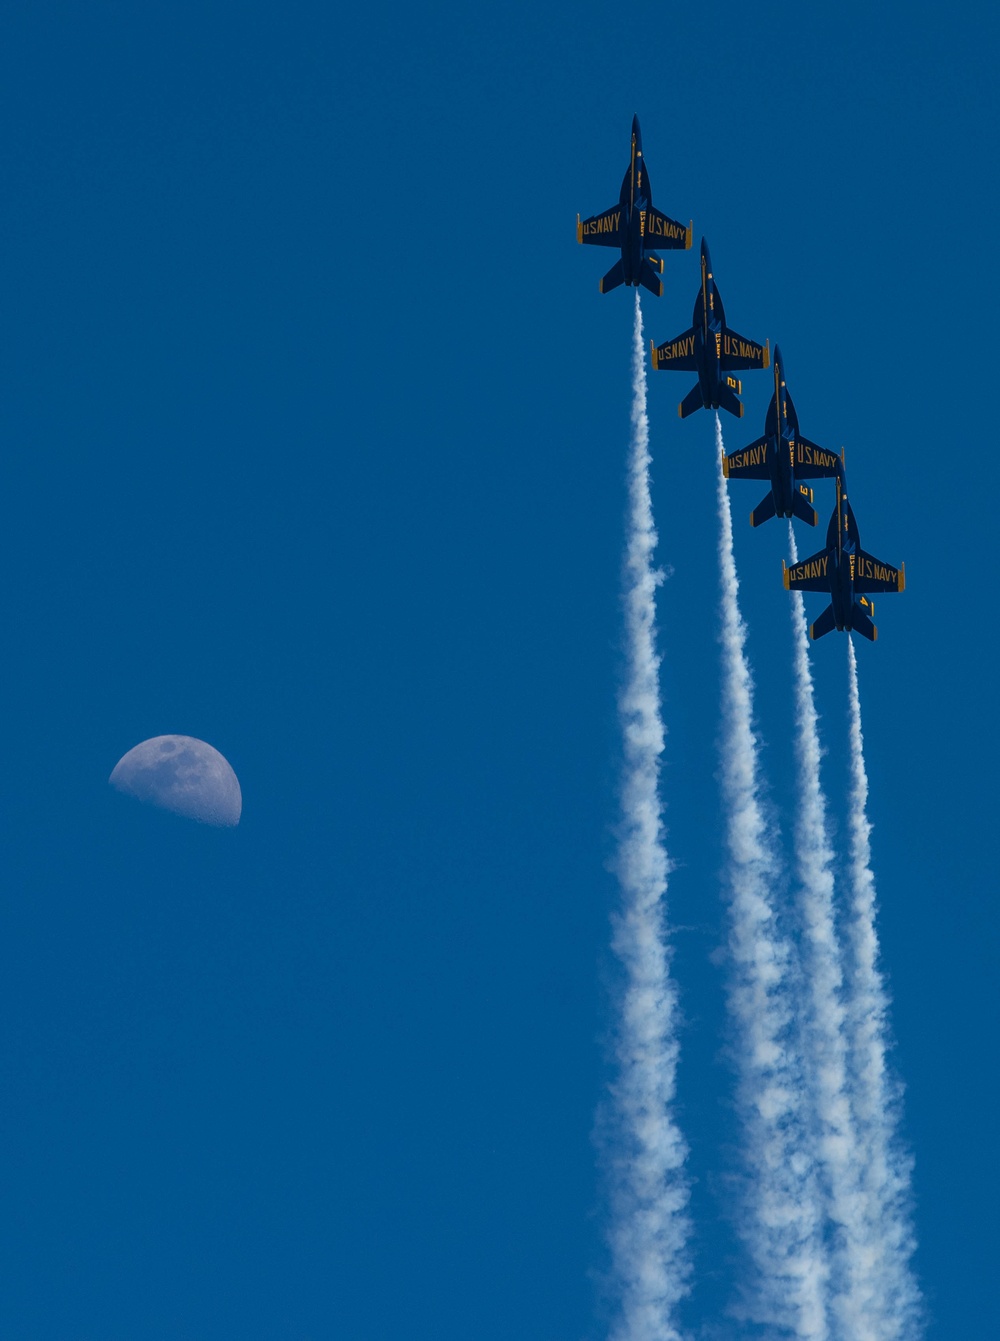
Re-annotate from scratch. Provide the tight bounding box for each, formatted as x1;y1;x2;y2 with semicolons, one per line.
793;556;829;583
588;211;622;236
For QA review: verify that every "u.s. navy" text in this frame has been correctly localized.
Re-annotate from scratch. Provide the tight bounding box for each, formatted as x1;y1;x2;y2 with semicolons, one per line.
583;211;620;237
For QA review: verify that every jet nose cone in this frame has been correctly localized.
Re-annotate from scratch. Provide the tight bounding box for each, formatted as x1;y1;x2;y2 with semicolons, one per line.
700;237;711;267
774;345;784;373
632;114;640;135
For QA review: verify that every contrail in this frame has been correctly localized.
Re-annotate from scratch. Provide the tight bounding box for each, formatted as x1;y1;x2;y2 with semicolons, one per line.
844;640;921;1340
714;418;827;1340
787;525;870;1339
606;292;690;1341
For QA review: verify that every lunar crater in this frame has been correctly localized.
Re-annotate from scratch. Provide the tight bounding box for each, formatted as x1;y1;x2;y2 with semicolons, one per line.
110;735;242;827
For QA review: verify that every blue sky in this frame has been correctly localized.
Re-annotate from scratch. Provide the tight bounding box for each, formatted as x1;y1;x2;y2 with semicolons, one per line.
0;2;995;1336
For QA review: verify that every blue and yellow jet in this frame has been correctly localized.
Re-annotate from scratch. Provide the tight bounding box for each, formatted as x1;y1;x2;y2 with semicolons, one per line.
722;346;843;527
650;239;769;417
577;115;692;296
783;474;905;641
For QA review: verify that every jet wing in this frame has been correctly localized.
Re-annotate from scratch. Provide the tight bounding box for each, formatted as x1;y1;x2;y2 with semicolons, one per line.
853;551;905;593
577;205;624;247
794;438;843;480
723;436;771;480
783;548;833;592
650;329;699;372
645;208;691;250
719;329;770;371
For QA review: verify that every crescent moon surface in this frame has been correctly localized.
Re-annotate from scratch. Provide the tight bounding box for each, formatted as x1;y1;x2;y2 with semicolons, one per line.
110;735;242;827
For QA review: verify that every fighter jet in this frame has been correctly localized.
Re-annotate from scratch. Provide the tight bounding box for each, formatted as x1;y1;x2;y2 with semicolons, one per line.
576;115;692;297
722;346;843;527
650;239;769;418
783;474;905;641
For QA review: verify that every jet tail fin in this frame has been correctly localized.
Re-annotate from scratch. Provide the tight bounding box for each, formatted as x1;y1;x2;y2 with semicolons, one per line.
678;384;703;418
750;492;777;528
810;604;837;641
716;381;744;418
599;259;625;294
791;489;818;526
851;601;878;641
639;259;663;297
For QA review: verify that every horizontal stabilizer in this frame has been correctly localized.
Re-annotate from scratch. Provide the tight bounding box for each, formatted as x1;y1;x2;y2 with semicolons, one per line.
791;490;818;526
678;383;704;418
750;491;777;528
639;259;663;297
810;604;838;641
599;259;625;294
851;601;877;641
716;380;744;418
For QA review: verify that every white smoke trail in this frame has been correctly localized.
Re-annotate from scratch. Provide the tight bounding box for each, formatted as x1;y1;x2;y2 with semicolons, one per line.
606;292;690;1341
714;418;827;1340
844;640;921;1340
787;525;872;1339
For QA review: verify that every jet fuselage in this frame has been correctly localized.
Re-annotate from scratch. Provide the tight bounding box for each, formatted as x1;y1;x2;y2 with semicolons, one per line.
621;117;650;286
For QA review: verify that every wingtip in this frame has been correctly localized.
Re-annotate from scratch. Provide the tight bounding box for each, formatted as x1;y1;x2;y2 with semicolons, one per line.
576;215;583;244
763;339;771;370
899;562;906;592
783;561;790;589
686;221;693;249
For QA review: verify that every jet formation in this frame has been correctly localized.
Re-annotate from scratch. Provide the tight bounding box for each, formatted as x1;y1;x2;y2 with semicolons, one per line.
576;116;906;641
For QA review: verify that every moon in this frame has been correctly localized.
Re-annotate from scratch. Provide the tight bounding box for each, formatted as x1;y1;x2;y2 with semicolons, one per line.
110;735;242;827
